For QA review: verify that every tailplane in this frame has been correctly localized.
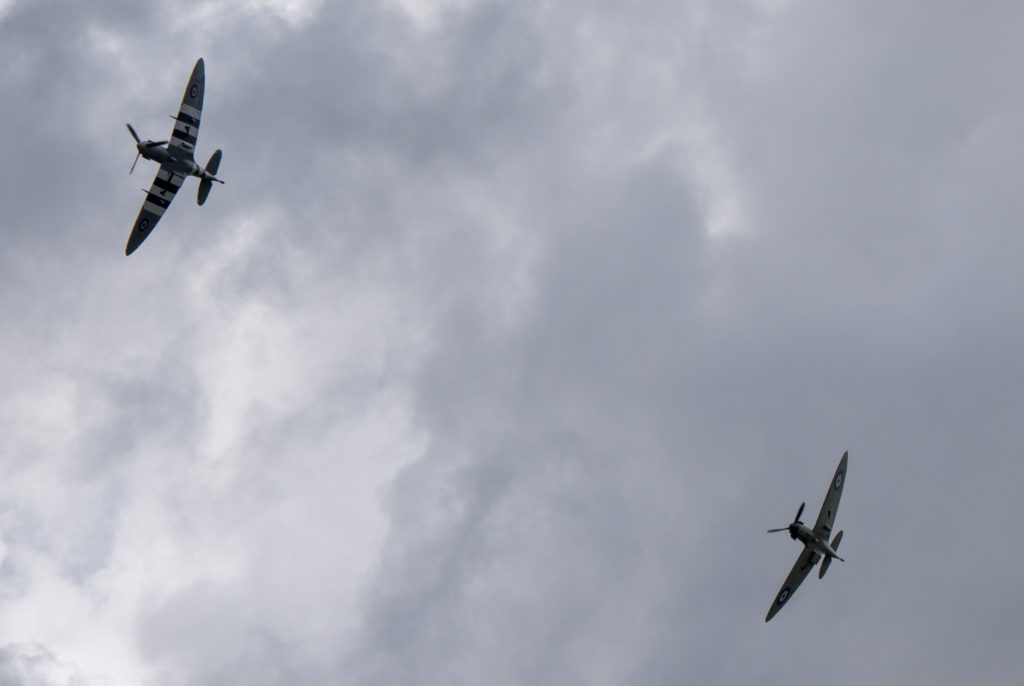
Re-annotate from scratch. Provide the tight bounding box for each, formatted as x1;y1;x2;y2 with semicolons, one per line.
198;149;223;206
198;179;212;206
818;530;843;578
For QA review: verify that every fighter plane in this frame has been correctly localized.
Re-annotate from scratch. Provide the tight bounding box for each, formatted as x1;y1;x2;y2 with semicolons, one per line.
124;58;224;255
765;451;848;622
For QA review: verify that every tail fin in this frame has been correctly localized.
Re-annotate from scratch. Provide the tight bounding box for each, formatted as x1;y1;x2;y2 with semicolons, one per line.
818;530;843;579
197;150;222;206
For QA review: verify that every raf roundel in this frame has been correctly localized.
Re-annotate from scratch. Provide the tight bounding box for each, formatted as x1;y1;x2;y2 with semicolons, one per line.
834;472;843;491
190;84;199;98
777;588;790;605
140;219;149;230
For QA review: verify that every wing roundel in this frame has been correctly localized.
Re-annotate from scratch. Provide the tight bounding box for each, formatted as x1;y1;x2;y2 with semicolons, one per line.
125;166;185;255
766;546;819;622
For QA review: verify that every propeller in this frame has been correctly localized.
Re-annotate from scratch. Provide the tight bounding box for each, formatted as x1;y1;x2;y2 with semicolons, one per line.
126;123;169;174
767;501;806;533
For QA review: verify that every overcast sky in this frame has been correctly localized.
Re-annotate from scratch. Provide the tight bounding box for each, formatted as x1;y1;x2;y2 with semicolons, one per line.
2;0;1024;683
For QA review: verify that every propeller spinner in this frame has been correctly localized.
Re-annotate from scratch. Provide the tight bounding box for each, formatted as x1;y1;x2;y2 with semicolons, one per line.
767;501;806;533
126;123;168;174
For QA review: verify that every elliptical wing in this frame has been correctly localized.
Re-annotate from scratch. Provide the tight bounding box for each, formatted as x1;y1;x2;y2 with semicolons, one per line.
167;58;204;161
125;166;185;255
765;546;820;622
813;451;848;538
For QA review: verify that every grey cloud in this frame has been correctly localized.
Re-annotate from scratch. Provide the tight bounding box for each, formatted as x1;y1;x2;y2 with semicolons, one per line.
4;0;1024;684
0;644;84;686
341;2;1024;685
137;581;321;685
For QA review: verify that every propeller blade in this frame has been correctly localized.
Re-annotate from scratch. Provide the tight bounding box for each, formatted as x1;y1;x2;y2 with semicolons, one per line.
794;502;805;523
767;527;789;533
126;123;141;143
130;151;140;175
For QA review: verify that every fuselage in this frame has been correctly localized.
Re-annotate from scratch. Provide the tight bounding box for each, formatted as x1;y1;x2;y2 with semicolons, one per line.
788;522;843;560
138;143;218;181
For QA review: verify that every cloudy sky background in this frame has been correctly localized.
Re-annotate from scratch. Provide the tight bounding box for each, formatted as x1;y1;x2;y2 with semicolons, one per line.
2;0;1023;683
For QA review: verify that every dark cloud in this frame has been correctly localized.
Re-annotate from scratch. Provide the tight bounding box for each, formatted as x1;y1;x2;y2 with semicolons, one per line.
2;0;1024;684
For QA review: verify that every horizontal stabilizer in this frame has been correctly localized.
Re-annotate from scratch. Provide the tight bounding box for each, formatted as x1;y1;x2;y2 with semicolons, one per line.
818;555;831;578
206;149;222;176
198;179;212;206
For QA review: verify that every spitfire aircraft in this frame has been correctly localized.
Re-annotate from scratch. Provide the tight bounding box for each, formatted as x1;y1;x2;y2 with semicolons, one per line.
124;58;224;255
765;451;848;622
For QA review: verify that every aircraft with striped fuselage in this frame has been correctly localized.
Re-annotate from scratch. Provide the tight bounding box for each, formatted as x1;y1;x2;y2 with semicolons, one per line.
124;57;224;255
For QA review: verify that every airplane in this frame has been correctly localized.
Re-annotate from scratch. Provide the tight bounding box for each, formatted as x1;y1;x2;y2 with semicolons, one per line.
765;451;848;622
124;57;224;255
